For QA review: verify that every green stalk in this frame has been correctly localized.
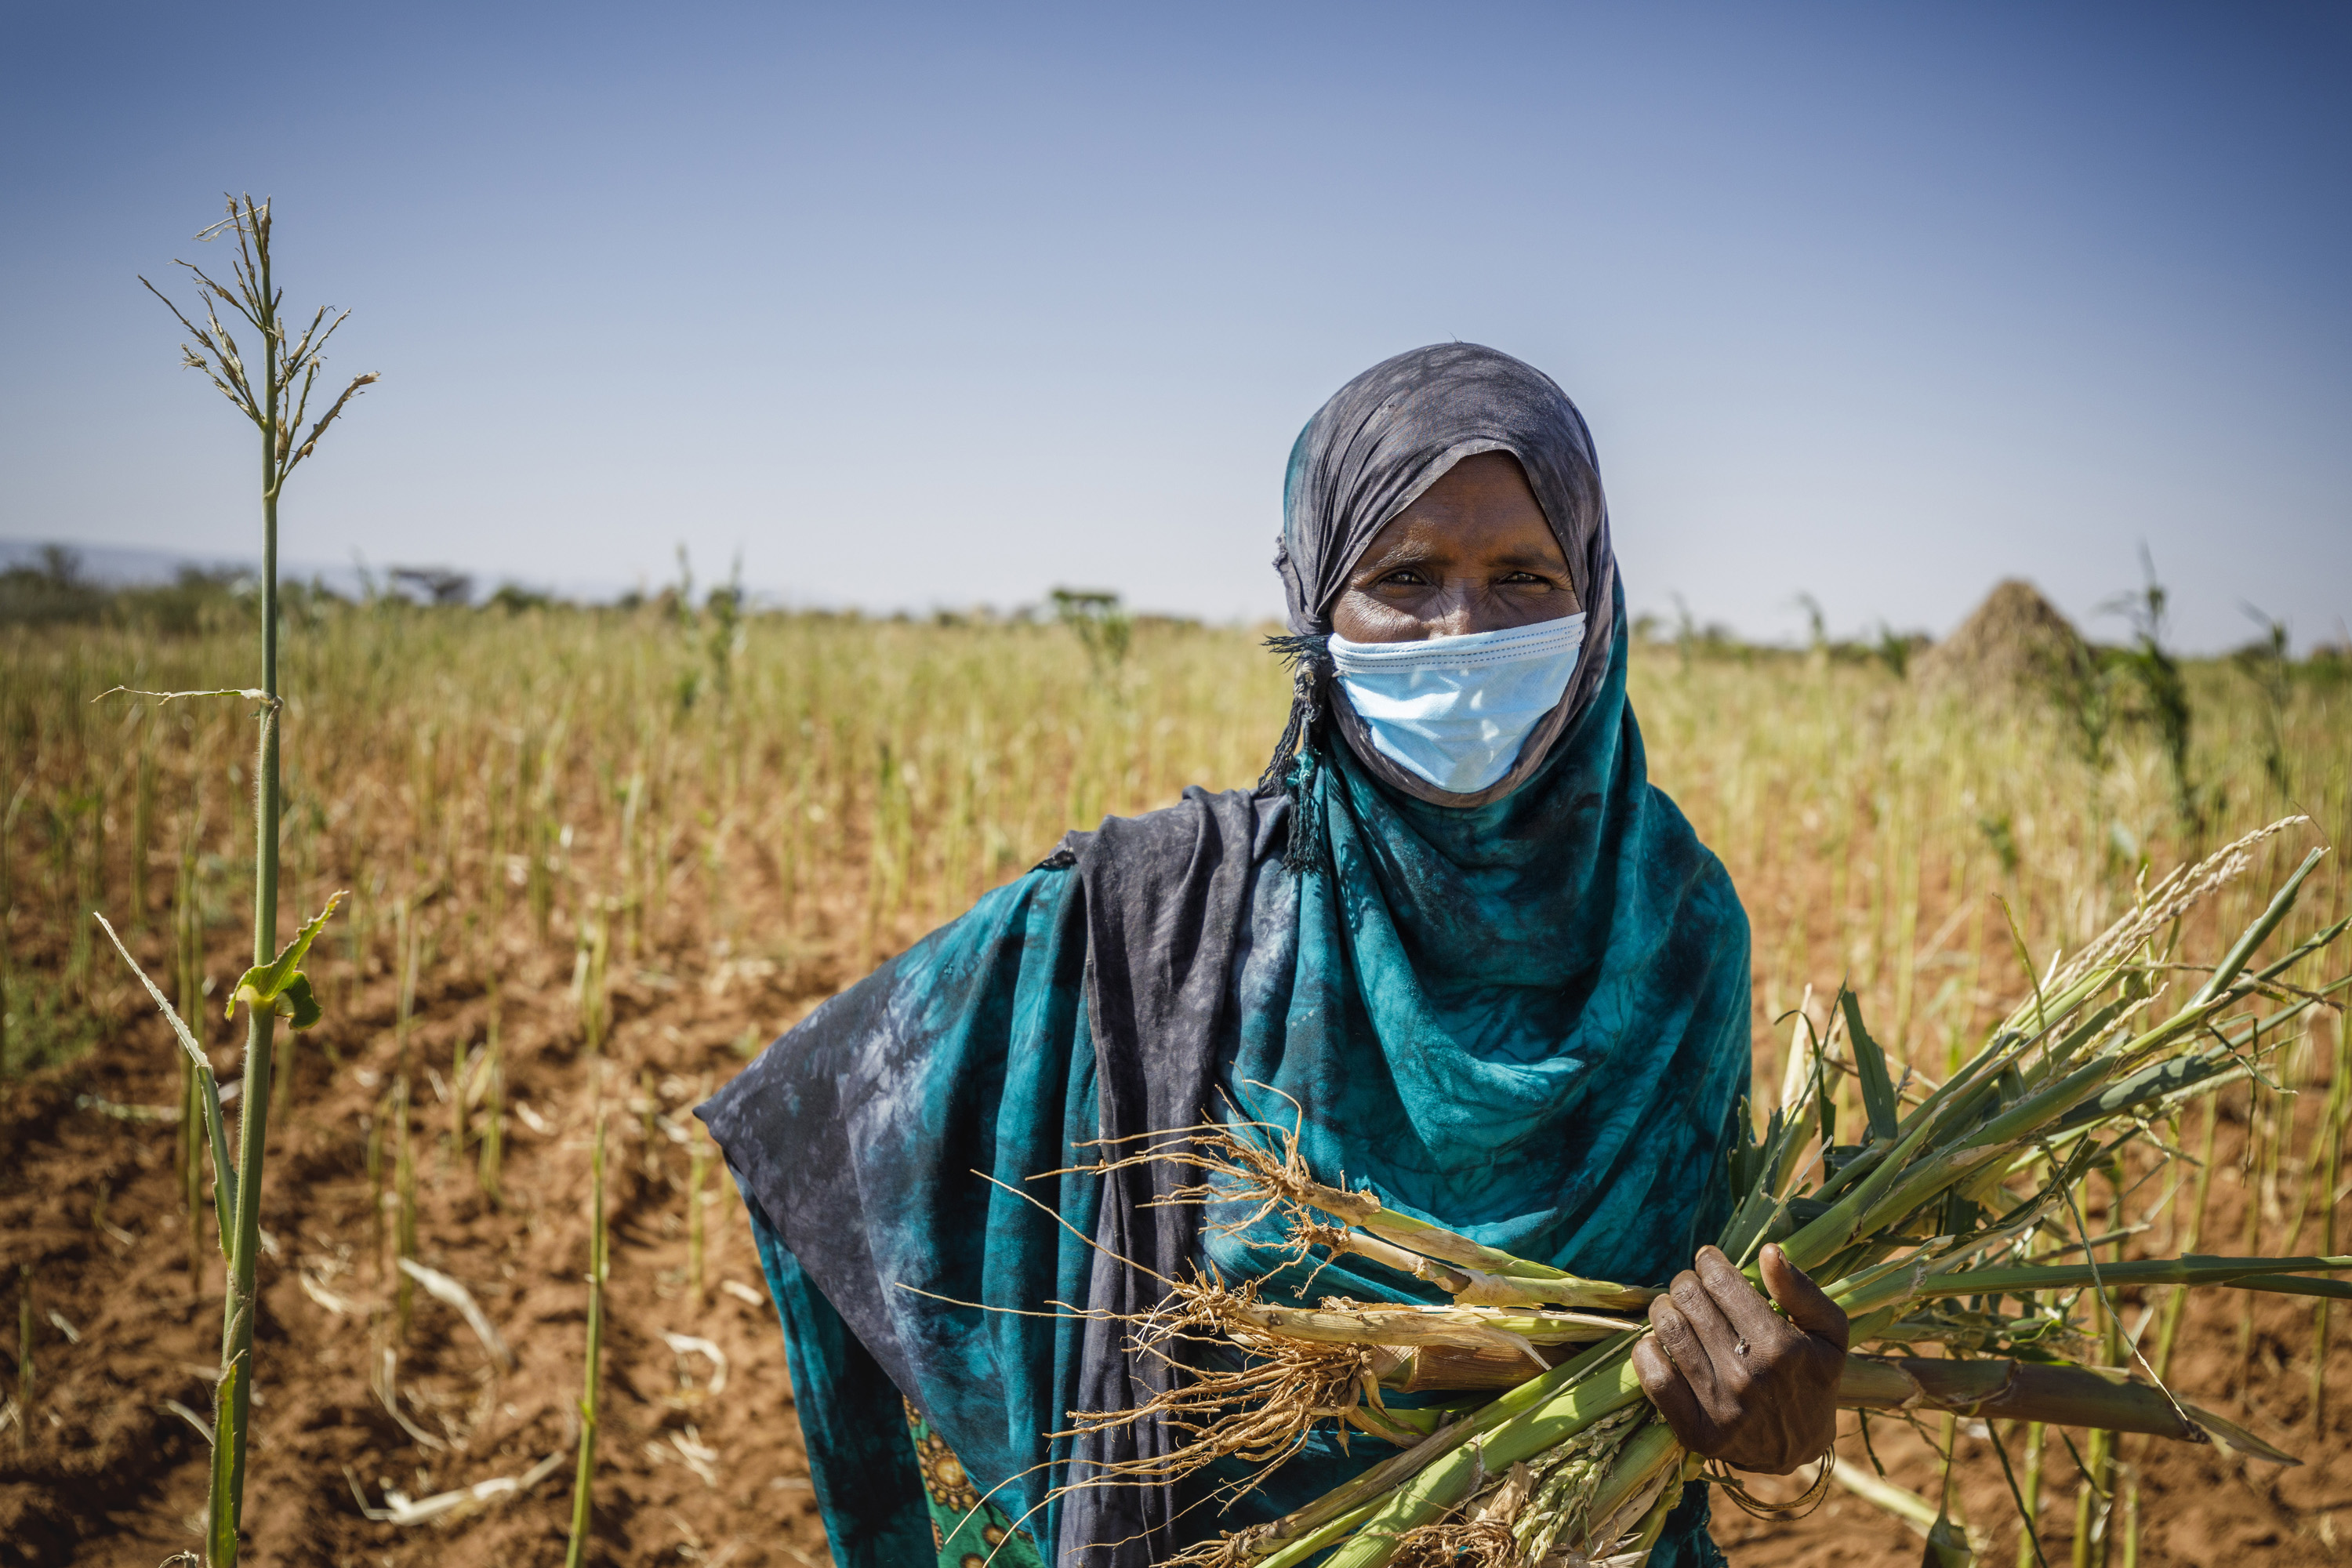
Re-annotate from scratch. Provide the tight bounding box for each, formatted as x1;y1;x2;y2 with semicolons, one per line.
1242;1332;1639;1563
2016;1421;2045;1568
2072;1186;2127;1568
176;828;205;1287
2316;1011;2349;1427
14;1267;31;1452
183;1045;203;1290
2238;1087;2277;1369
394;898;418;1076
1252;1498;1389;1568
639;1066;658;1174
477;993;504;1203
688;1132;709;1305
452;1035;468;1158
117;194;361;1568
394;1076;417;1338
2190;848;2327;1007
2154;1098;2222;1382
131;738;154;930
365;1092;387;1279
1936;1410;1965;1552
1299;1180;1650;1305
2072;1423;2111;1568
1578;1420;1682;1541
1321;1356;1650;1568
565;1116;608;1568
1625;1454;1701;1557
213;221;285;1562
0;779;17;1086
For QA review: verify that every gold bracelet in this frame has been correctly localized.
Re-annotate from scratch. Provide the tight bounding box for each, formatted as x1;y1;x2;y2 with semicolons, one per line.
1704;1450;1835;1520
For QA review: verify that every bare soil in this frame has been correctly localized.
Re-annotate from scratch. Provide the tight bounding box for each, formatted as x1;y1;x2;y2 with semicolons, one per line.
1;913;843;1568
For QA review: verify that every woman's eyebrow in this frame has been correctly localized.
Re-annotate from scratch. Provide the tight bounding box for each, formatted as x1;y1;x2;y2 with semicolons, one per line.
1352;543;1567;577
1355;541;1446;574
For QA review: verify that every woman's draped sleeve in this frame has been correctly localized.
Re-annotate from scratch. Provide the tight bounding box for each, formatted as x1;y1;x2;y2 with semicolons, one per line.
707;863;1103;1562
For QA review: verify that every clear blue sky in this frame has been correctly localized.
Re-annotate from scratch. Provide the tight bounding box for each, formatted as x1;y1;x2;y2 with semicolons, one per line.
3;2;2346;650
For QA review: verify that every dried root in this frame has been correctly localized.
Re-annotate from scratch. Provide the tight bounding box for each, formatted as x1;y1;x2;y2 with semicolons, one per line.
1058;1261;1646;1503
1158;1524;1283;1568
1039;1112;1652;1522
1056;1267;1395;1496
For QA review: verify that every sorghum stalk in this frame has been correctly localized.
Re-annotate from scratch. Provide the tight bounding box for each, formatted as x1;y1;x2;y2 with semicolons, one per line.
211;216;286;1563
2314;1010;2350;1427
118;193;370;1568
2154;1097;2221;1381
565;1116;609;1568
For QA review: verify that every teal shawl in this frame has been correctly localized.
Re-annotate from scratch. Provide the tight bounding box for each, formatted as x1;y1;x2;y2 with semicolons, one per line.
703;345;1752;1567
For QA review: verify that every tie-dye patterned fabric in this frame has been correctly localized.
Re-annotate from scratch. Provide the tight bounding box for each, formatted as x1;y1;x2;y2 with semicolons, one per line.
703;346;1751;1568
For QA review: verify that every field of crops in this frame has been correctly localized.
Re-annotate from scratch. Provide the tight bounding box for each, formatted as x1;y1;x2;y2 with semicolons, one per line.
2;592;2348;1566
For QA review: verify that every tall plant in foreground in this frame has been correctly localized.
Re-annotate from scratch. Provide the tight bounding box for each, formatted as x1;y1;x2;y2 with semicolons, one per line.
94;194;373;1568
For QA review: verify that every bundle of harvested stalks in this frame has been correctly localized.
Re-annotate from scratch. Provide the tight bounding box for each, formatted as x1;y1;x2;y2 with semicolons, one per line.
1054;820;2350;1567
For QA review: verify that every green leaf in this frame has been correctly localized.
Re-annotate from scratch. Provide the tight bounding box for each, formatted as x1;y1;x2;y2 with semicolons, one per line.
1920;1508;1973;1566
226;890;344;1021
278;971;323;1030
2054;1051;2236;1131
2228;1273;2352;1301
1841;987;1900;1143
94;910;238;1242
1728;1096;1762;1198
1920;1253;2352;1298
2192;845;2328;1007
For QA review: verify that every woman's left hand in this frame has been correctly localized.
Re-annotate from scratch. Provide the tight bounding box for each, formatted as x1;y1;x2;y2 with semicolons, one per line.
1628;1243;1847;1475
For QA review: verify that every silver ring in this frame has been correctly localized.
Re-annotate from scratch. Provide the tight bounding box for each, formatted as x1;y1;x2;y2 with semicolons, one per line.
1734;1338;1750;1356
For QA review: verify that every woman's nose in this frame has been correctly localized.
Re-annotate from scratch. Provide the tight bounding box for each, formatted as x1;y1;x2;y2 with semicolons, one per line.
1426;584;1510;638
1422;596;1477;637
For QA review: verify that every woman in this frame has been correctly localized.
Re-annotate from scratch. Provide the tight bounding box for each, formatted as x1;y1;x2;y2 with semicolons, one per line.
702;343;1846;1568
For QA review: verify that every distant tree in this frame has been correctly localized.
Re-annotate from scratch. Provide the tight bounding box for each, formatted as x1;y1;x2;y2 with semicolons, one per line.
0;546;108;625
390;567;474;606
486;582;554;613
1051;586;1132;672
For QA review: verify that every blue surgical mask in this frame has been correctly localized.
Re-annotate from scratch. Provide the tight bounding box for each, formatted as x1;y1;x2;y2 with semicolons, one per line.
1328;614;1586;795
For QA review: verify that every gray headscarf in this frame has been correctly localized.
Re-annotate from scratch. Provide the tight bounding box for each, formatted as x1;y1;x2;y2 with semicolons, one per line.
1269;342;1619;808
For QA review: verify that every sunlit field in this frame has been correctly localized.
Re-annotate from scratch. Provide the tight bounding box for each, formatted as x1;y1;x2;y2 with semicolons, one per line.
4;589;2347;1566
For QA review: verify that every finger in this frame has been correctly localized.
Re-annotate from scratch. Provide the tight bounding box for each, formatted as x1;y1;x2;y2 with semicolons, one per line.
1665;1265;1743;1365
1760;1243;1850;1350
1692;1246;1791;1347
1651;1283;1731;1415
1632;1336;1721;1455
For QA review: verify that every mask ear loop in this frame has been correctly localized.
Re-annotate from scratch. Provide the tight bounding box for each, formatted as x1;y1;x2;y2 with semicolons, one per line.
1258;633;1332;876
